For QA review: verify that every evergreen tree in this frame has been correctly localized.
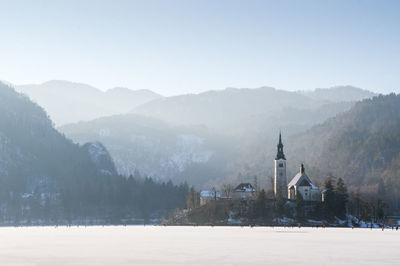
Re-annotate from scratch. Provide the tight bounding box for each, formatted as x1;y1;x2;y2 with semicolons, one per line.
275;192;286;217
376;199;386;222
323;178;336;219
186;187;200;210
334;178;348;219
295;192;304;218
255;189;267;218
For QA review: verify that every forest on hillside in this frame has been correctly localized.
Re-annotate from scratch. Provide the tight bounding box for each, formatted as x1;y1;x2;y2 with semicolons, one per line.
287;94;400;214
0;82;188;225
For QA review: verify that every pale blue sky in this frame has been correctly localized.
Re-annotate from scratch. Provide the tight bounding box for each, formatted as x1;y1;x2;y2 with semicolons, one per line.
0;0;399;95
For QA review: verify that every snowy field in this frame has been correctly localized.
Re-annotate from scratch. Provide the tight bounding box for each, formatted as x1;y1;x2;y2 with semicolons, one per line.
0;226;398;265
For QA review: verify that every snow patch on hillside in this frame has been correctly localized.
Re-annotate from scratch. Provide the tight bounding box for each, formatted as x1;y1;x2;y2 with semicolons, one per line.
112;134;214;179
85;142;115;175
88;142;109;165
98;128;110;137
167;135;213;172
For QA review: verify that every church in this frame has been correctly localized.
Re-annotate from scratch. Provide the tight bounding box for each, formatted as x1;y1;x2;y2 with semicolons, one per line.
273;133;321;201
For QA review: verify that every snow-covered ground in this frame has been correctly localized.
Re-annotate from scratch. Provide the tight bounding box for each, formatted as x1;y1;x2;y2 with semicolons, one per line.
0;226;398;265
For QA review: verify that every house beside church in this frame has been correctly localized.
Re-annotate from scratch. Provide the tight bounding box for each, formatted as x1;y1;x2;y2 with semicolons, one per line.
233;183;256;199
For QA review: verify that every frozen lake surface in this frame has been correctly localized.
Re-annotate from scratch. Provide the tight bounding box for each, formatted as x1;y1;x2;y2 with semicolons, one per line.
0;226;398;265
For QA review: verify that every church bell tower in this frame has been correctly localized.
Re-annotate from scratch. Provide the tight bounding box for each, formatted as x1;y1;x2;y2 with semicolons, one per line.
274;132;287;198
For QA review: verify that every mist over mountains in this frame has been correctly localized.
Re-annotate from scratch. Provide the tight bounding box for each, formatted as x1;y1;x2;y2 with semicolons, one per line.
60;114;236;187
15;80;162;125
301;86;376;102
131;86;374;132
56;83;375;188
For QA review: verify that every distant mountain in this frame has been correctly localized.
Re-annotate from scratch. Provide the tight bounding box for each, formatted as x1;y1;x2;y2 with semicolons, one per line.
302;85;376;102
59;114;237;188
15;80;162;125
60;91;361;189
57;85;376;190
235;101;354;136
131;86;374;133
132;87;313;129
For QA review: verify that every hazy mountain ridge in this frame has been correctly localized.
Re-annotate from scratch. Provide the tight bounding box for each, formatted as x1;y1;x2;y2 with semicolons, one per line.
60;114;236;187
235;101;354;136
60;85;374;188
301;85;376;102
15;80;163;125
9;80;378;190
132;87;316;129
131;86;375;133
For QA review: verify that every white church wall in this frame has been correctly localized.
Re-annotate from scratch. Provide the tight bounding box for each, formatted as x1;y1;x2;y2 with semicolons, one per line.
274;159;287;197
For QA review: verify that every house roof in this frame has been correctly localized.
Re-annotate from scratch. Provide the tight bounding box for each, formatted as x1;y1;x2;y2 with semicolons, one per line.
299;179;311;187
288;173;318;189
234;183;256;192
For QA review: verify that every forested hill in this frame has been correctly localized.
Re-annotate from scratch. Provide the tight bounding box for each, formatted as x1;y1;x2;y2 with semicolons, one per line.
0;81;116;183
59;113;237;187
287;94;400;209
0;82;187;224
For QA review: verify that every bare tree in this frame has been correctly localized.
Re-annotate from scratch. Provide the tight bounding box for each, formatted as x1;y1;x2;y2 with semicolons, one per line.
221;184;234;199
212;187;217;201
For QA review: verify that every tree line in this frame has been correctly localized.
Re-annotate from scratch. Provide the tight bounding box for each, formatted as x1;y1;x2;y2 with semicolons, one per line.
0;170;188;225
183;175;390;226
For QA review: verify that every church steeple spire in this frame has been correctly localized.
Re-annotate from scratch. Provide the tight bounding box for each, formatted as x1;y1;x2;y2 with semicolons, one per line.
274;131;287;198
275;132;286;160
300;163;305;174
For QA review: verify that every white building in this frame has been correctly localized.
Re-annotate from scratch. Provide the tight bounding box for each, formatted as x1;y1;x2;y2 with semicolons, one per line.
200;190;220;206
233;183;256;199
287;164;320;201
